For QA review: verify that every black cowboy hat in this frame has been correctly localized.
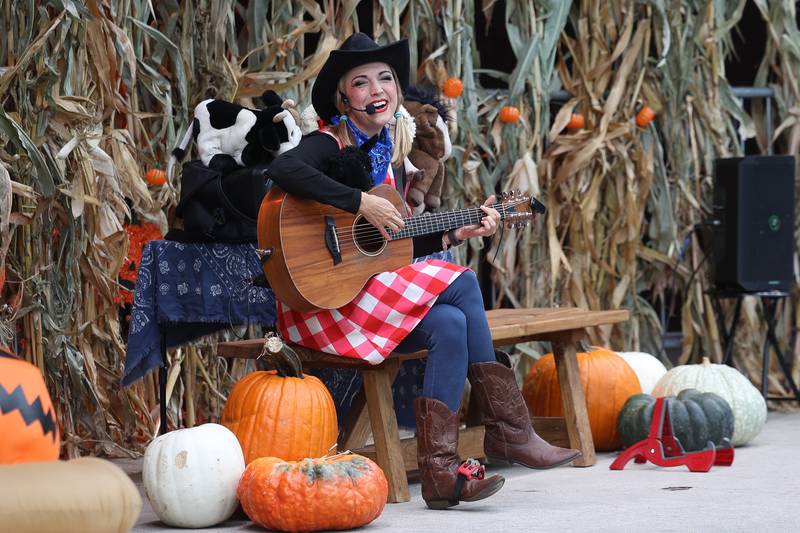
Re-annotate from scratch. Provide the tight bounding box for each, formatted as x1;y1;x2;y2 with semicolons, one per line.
312;33;410;123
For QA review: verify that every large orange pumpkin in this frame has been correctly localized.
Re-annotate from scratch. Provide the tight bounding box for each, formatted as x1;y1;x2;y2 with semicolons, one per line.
238;454;387;532
221;345;338;464
522;346;640;451
0;349;60;463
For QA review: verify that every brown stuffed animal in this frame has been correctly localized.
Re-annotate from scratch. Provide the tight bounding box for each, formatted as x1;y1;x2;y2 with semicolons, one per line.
404;100;452;212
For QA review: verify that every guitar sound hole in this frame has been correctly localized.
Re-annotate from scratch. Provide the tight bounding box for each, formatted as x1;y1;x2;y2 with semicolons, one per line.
353;216;387;256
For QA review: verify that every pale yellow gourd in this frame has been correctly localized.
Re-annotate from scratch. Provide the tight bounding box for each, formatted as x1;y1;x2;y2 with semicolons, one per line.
653;357;767;446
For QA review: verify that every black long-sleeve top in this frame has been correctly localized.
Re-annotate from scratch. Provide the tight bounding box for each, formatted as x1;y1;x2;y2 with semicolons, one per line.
266;131;444;258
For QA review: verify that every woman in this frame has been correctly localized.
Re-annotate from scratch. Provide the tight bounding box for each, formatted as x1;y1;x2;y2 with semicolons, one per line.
267;33;579;510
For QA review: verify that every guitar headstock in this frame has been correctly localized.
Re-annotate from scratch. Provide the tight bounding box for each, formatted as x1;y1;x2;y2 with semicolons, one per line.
497;190;546;229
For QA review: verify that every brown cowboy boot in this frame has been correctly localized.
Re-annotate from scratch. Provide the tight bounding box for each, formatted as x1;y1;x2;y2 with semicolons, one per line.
468;351;581;469
414;397;505;510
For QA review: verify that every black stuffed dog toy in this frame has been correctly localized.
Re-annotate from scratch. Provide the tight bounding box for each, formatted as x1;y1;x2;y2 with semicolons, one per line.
168;90;301;177
323;133;380;192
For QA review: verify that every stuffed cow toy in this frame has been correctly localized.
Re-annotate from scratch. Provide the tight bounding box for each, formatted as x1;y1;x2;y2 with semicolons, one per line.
168;91;302;177
403;86;452;214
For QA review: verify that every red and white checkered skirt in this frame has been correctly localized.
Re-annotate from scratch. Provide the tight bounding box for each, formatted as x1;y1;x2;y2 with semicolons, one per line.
277;259;469;364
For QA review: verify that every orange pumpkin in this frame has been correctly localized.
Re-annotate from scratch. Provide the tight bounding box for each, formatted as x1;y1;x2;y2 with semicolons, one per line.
499;105;521;123
522;346;640;451
635;105;656;127
238;454;387;532
145;168;166;186
0;349;60;464
566;113;585;130
442;77;464;98
221;346;337;464
116;222;163;306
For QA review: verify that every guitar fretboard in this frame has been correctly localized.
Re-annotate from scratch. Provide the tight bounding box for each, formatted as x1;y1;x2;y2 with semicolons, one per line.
389;203;510;240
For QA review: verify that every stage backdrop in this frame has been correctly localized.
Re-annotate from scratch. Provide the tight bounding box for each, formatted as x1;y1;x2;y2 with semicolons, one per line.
0;1;798;454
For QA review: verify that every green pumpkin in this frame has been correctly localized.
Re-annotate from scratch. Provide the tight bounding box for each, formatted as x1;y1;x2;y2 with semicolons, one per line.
617;389;734;452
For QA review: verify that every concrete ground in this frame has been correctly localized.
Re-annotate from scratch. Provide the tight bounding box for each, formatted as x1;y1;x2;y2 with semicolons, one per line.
127;412;800;533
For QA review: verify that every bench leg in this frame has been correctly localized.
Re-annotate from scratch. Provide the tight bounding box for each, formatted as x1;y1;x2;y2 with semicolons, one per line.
338;363;401;451
361;358;409;503
338;389;370;450
552;331;596;467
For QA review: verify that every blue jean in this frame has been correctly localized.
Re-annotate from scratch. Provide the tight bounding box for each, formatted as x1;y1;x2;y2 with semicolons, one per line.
394;270;495;411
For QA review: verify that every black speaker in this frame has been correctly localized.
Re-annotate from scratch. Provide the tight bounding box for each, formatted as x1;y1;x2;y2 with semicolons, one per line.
712;155;796;293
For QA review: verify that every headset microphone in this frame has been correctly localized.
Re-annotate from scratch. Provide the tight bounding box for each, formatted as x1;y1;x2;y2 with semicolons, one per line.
340;92;378;115
349;103;377;115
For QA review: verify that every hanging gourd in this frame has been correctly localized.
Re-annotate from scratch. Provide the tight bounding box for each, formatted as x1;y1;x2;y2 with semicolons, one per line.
499;105;521;124
617;389;734;451
237;453;388;532
442;77;464;98
0;349;60;464
635;105;656;127
145;168;167;186
522;346;641;450
566;113;585;130
143;423;245;528
221;340;338;463
617;351;668;394
652;357;767;446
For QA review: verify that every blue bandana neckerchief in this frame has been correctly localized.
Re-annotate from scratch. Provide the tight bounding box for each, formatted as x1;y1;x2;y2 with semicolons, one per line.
346;120;393;186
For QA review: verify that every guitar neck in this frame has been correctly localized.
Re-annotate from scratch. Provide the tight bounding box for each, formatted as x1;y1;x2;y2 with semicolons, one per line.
390;203;508;240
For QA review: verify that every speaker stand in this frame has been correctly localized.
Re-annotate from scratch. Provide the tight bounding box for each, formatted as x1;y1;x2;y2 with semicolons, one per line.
708;289;800;403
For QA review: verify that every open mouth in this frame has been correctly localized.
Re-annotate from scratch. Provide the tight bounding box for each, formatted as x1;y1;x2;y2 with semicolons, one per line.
369;99;389;112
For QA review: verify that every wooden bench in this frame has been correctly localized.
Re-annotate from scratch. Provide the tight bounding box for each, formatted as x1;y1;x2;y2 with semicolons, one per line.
218;307;629;503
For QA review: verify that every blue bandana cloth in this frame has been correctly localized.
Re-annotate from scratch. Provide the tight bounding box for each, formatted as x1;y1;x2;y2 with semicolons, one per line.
346;120;393;185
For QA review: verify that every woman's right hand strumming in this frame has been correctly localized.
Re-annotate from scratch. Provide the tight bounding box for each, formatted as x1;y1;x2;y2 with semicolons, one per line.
358;192;405;240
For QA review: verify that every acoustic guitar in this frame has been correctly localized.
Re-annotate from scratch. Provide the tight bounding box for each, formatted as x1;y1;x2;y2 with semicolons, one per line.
257;184;545;312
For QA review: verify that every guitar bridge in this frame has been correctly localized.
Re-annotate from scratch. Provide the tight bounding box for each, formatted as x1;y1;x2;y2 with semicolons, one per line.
324;216;342;265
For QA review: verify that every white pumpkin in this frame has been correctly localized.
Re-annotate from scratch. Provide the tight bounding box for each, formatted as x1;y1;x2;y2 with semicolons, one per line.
143;423;245;528
617;352;668;394
652;357;767;446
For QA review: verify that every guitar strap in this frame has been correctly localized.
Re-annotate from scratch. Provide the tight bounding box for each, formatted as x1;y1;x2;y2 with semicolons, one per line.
393;163;412;217
318;127;340;146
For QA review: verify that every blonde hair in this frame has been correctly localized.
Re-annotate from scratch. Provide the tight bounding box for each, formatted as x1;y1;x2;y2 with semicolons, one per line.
328;67;414;166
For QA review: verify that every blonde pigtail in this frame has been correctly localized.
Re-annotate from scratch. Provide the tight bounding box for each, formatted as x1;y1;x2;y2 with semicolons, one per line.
328;121;355;146
391;108;414;166
328;81;356;147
